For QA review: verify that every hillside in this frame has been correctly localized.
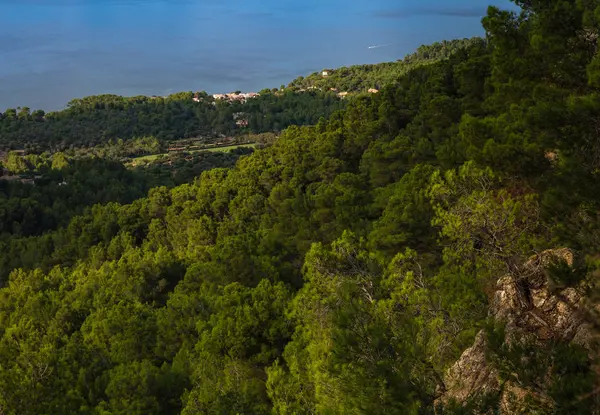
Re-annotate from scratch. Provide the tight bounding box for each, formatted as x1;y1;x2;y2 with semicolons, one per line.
0;39;480;153
0;90;345;151
0;1;600;414
288;37;483;92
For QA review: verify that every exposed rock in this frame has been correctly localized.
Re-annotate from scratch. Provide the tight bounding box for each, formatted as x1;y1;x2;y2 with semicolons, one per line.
544;150;558;165
441;331;499;403
437;248;599;413
499;381;553;414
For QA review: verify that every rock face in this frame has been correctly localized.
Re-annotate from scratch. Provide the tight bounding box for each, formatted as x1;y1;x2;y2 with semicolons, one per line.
437;248;599;413
440;331;499;404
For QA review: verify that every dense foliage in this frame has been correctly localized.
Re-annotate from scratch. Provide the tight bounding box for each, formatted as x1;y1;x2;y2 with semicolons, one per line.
0;90;344;151
0;157;155;239
288;38;483;92
0;148;248;244
132;146;255;187
0;1;600;414
70;136;166;160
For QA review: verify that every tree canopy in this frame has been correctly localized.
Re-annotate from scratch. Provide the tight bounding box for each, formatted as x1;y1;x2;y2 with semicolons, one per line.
0;1;599;413
0;90;345;151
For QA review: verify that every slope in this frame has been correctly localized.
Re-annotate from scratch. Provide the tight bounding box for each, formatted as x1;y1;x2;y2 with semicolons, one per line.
0;1;599;414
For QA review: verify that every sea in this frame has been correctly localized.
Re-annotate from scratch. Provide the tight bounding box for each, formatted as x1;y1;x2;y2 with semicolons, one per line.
0;0;516;111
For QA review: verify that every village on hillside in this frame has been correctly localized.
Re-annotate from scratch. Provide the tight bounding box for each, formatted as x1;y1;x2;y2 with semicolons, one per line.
194;70;380;104
193;87;379;104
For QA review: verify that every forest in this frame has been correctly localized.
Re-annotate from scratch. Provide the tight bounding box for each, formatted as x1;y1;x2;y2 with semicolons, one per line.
0;148;250;244
287;38;483;93
0;90;344;151
0;0;599;414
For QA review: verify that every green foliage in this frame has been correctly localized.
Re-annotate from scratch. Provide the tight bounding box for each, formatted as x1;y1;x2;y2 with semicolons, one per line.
51;152;70;170
485;323;599;413
0;3;598;413
74;136;165;160
0;91;345;151
267;233;428;414
4;151;30;173
181;280;291;414
545;256;589;291
289;38;484;93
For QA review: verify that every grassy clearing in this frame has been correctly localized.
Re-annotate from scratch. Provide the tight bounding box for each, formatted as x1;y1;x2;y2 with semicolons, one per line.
201;143;256;153
129;153;164;163
128;143;257;165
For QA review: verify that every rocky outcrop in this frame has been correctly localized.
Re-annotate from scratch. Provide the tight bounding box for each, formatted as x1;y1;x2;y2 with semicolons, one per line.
440;331;499;404
437;248;599;413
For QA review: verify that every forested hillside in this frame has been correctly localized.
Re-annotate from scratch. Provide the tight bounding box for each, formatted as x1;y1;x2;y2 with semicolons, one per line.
0;1;600;414
0;90;344;151
0;39;472;153
0;149;246;247
288;38;483;92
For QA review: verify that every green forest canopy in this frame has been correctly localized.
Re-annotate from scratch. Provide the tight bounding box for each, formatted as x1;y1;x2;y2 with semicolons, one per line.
0;1;599;414
288;38;483;92
0;90;345;151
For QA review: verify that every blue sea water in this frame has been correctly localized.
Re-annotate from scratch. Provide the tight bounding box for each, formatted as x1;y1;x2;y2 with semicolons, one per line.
0;0;516;111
